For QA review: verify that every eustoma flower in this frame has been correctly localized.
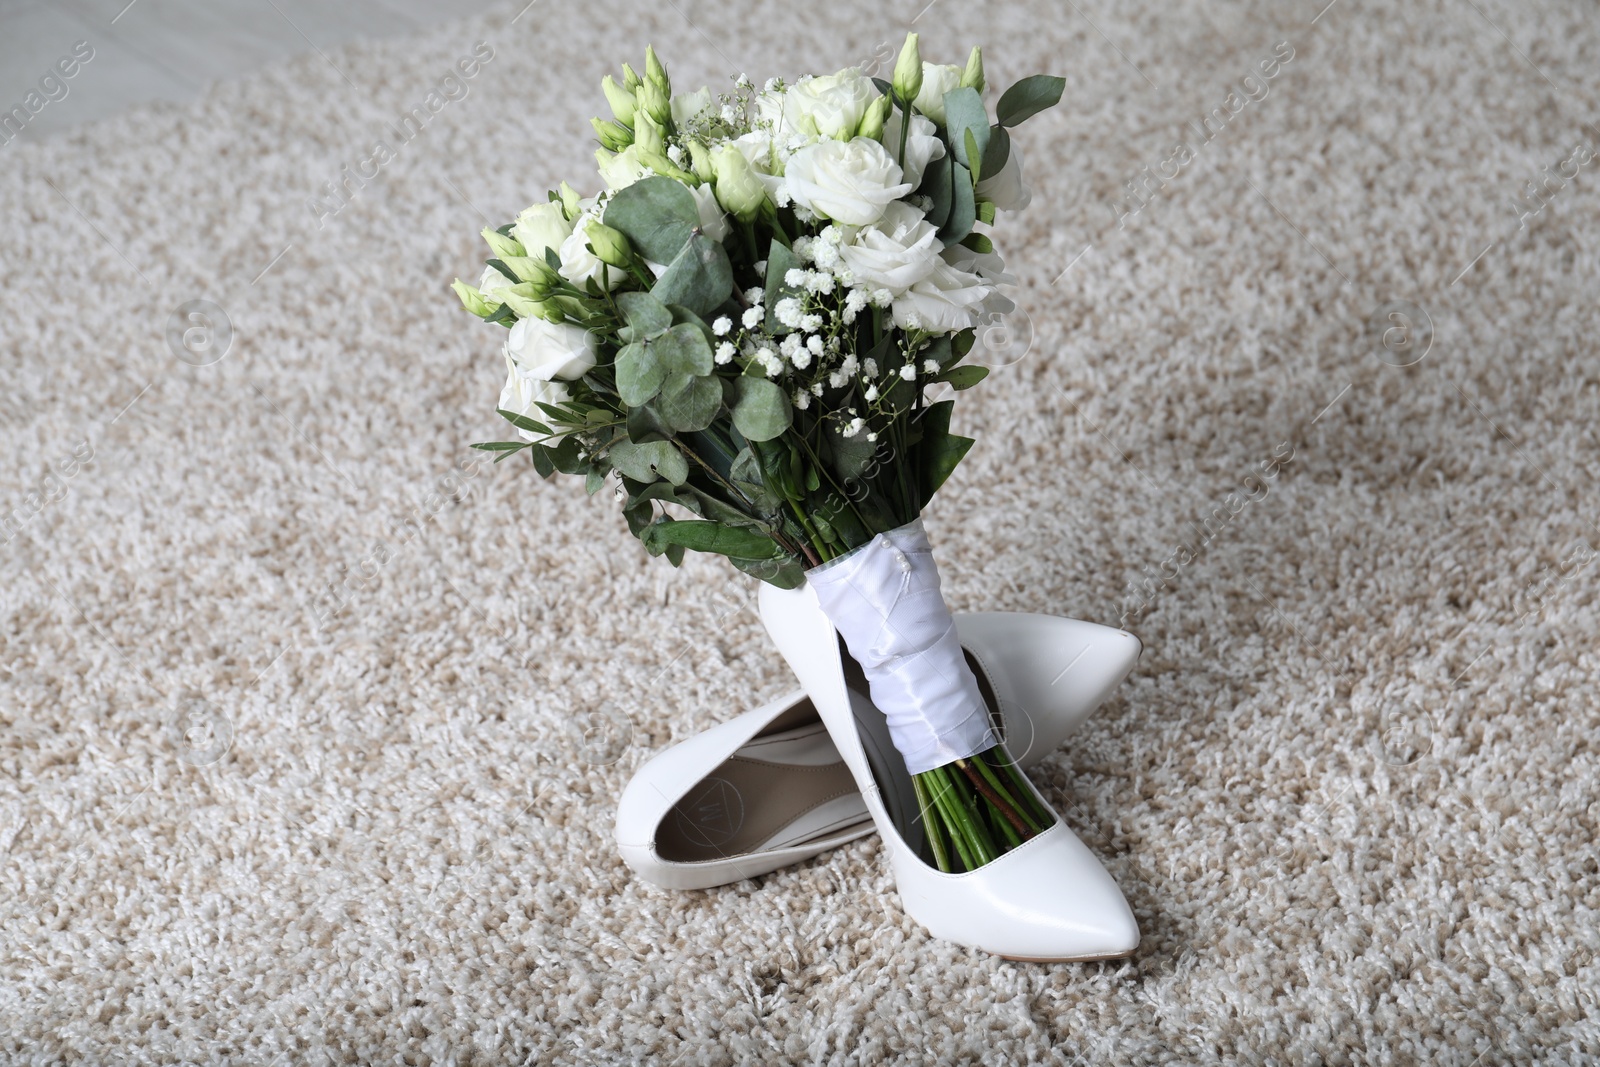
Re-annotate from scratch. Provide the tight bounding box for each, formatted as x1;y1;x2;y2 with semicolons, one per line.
783;137;912;226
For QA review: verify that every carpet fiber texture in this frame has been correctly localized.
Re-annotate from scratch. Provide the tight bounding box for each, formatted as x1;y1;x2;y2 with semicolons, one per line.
3;0;1598;1063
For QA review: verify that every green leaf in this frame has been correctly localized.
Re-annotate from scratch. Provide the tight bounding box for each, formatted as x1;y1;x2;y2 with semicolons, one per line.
586;468;607;494
657;372;722;432
961;232;994;255
530;445;556;478
602;176;701;262
471;441;531;452
547;435;586;475
943;87;990;172
763;240;803;335
964;128;983;184
981;124;1011;181
626;403;672;444
936;364;990;390
653;323;714;376
920;153;955;231
939;162;977;245
976;200;997;225
616;291;673;340
651;233;733;317
996;75;1065;127
732;377;793;442
915;400;975;507
642;518;786;560
615;342;667;406
609;440;690;486
496;407;553;437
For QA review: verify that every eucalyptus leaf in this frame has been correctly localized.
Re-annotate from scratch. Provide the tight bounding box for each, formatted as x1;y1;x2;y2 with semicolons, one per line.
625;403;673;444
615;341;667;406
732;377;793;442
981;123;1011;180
609;439;690;486
938;161;977;245
654;323;714;376
657;371;722;432
652;233;734;317
943;87;990;171
996;75;1066;127
547;435;586;475
642;518;786;560
602;176;701;262
616;291;673;340
920;154;955;232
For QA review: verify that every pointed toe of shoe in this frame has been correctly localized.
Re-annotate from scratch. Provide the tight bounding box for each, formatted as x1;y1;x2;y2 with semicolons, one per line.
955;614;1142;766
894;823;1140;962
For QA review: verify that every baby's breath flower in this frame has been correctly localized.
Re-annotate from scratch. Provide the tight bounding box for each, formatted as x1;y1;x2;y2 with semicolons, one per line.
923;358;940;373
864;384;880;402
900;364;917;381
785;267;808;287
745;286;765;305
713;316;733;336
807;335;825;356
715;341;737;364
742;306;764;330
799;313;823;332
863;358;879;378
872;288;894;308
775;298;804;328
794;390;811;410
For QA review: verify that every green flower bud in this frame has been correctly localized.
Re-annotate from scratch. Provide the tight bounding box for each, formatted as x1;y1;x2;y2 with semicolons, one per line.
893;32;923;103
584;221;634;269
633;111;667;157
712;146;766;223
645;45;669;95
637;150;698;185
481;227;524;260
592;117;632;152
857;94;892;141
961;46;985;93
601;74;636;126
621;62;643;90
452;279;494;318
636;78;672;128
558;181;582;220
500;255;560;285
687;139;715;182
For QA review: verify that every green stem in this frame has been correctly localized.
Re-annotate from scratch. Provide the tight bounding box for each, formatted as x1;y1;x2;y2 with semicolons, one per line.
969;753;1045;835
990;749;1054;828
931;765;997;867
912;773;952;873
896;92;912;170
924;767;979;871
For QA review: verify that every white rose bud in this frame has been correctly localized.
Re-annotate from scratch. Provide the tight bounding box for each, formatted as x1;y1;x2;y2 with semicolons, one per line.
838;201;943;293
499;353;571;444
783;68;879;141
511;202;574;262
713;145;768;222
784;137;913;226
504;315;598;381
913;63;964;125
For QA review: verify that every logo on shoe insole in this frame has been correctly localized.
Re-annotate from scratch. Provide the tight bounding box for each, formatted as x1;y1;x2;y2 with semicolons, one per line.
674;777;744;847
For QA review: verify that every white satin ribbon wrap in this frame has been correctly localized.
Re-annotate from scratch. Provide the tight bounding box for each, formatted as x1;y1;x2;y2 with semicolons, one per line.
805;518;999;775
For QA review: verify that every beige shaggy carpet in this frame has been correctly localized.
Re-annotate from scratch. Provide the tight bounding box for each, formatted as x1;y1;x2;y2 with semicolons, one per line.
3;0;1598;1062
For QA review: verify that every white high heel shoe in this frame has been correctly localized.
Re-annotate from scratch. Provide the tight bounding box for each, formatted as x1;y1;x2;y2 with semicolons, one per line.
615;611;1140;893
756;581;1141;962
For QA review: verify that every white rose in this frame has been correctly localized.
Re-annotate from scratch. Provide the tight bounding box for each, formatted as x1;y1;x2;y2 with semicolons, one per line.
839;201;943;292
784;137;913;226
892;257;991;332
783;68;879;141
597;145;652;191
478;264;518;306
975;140;1033;211
689;183;731;243
499;354;570;443
504;314;598;381
913;63;964;125
511;201;573;260
878;109;946;188
558;214;627;291
671;86;714;129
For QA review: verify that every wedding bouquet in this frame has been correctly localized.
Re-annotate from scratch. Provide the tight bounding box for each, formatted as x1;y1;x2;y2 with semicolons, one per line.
454;36;1062;873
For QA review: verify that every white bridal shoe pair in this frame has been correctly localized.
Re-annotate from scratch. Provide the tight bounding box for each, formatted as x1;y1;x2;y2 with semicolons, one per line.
616;586;1144;962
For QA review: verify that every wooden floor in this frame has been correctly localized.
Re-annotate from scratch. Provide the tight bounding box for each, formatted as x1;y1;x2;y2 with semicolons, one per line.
0;0;475;140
